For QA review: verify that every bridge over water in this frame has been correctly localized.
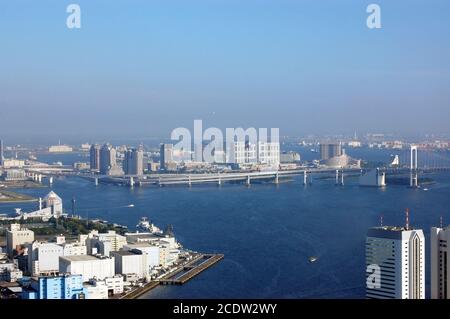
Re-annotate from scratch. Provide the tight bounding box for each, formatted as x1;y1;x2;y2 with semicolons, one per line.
23;145;450;188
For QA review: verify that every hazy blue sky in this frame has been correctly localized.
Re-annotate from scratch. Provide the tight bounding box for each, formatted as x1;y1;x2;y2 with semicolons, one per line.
0;0;449;141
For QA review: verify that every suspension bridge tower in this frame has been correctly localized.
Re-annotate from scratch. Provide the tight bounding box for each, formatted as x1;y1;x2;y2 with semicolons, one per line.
410;145;419;188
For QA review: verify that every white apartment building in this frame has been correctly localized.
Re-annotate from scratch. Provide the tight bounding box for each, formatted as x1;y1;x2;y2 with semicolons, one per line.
431;226;450;299
366;226;425;299
6;224;35;258
227;142;246;164
59;255;115;282
227;141;280;166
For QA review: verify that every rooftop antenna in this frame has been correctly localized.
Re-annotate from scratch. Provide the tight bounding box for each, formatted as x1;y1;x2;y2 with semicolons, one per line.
380;215;383;227
405;208;410;230
440;216;443;229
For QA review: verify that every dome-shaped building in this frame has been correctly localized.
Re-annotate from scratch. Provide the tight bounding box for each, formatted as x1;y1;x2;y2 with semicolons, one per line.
43;191;63;217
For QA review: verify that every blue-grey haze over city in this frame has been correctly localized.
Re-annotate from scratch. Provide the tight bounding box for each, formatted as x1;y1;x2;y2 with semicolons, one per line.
1;0;450;142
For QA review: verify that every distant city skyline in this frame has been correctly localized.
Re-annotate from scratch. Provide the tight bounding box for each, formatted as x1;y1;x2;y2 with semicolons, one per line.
1;131;450;148
1;0;449;139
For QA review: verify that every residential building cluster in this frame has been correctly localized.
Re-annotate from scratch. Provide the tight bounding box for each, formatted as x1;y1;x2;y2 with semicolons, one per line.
159;141;280;172
87;140;283;176
1;217;184;299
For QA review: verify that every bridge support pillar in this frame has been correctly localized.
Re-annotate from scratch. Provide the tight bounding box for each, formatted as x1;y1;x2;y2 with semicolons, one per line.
94;177;98;186
303;171;307;185
188;175;192;187
275;173;279;185
38;174;42;183
129;176;134;187
410;145;419;188
334;170;344;186
217;177;222;186
246;175;251;186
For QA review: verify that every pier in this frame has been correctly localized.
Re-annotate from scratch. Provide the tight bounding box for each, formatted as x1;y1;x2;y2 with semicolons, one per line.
119;281;160;299
160;254;224;285
120;253;224;299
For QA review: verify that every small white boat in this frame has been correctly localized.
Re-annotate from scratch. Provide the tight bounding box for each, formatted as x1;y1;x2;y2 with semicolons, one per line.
128;204;135;207
309;256;318;263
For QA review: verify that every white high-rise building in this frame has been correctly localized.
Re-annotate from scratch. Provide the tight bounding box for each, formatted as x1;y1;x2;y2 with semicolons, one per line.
227;141;280;166
124;146;144;176
227;141;246;164
99;143;123;176
89;144;101;171
0;139;4;167
431;226;450;299
366;224;425;299
257;142;280;166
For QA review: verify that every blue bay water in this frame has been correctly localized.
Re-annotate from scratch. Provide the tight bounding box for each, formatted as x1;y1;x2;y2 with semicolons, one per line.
1;151;450;298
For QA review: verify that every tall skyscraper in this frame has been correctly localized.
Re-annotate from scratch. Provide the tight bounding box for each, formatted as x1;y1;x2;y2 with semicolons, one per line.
99;143;117;175
320;142;342;160
124;146;144;175
89;144;101;171
160;144;173;170
365;214;425;299
0;139;4;166
431;225;450;299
